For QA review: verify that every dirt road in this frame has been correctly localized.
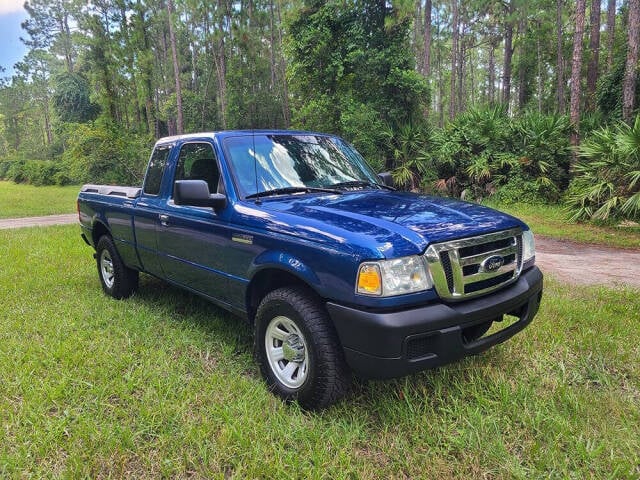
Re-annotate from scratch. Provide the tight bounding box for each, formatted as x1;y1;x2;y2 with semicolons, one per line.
1;214;638;287
534;236;640;288
0;214;77;230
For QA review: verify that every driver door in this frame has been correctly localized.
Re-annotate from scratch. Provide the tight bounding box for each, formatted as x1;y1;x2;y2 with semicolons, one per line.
155;141;232;303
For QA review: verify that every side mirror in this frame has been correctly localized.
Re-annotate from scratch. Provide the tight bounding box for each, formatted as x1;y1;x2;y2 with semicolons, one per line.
174;180;227;209
378;172;394;188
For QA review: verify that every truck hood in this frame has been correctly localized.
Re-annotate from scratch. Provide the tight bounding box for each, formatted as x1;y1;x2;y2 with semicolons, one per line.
254;191;526;258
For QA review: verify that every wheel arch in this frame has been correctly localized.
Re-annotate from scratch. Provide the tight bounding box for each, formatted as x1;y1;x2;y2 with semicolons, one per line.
92;220;111;247
246;267;323;324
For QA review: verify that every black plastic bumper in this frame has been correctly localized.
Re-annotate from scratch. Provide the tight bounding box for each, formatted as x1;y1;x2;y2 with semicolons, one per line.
326;266;543;379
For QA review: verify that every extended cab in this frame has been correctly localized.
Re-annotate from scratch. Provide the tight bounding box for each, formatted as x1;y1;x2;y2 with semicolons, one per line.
77;131;543;409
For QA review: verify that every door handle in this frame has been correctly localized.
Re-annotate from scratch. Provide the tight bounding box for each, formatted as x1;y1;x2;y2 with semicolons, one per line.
159;214;169;226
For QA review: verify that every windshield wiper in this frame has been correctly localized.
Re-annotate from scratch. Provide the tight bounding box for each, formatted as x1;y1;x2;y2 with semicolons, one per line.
330;180;393;191
246;186;342;199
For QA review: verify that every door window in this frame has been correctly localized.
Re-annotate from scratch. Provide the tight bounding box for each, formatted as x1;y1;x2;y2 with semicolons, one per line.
174;143;220;194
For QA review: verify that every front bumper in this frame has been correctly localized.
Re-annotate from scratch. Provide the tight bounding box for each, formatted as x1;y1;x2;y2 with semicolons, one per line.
326;266;543;379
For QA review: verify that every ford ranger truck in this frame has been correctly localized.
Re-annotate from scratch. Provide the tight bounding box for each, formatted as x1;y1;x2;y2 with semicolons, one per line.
77;131;543;409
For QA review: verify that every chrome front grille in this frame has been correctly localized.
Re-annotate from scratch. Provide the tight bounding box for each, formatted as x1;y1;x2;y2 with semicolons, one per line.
425;228;523;301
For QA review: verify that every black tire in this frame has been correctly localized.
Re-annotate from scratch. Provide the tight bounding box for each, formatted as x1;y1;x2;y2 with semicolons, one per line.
96;235;139;299
254;286;351;410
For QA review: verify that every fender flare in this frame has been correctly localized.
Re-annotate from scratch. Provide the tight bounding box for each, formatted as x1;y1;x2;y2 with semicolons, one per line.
248;250;323;292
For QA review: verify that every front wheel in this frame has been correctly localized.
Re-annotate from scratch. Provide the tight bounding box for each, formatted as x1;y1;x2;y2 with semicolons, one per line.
255;286;351;410
96;235;139;299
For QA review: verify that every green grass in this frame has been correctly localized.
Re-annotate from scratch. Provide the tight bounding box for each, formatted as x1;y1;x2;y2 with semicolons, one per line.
0;225;638;478
488;202;640;249
0;181;81;219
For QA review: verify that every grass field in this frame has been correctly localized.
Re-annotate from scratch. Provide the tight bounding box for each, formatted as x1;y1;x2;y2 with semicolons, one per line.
0;225;638;478
0;181;81;219
488;202;640;249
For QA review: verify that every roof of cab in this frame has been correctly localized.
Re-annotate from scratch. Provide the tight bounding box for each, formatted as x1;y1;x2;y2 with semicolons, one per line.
153;129;332;146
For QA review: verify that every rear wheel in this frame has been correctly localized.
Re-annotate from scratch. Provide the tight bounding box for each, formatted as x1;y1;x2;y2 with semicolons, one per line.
96;235;139;299
255;286;351;410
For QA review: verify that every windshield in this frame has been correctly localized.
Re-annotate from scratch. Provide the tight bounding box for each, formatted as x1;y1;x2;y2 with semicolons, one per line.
222;134;381;198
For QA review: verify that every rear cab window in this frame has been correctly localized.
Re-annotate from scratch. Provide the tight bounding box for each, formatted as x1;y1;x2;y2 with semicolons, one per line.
143;145;172;195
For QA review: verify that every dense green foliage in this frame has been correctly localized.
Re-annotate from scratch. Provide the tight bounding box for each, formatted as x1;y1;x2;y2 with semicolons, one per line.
53;73;100;124
60;122;151;185
286;1;428;166
568;116;640;222
0;122;151;186
1;0;640;222
385;106;572;204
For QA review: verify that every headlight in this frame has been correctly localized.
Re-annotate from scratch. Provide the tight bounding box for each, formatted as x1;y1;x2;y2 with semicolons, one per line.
357;256;431;296
522;229;535;266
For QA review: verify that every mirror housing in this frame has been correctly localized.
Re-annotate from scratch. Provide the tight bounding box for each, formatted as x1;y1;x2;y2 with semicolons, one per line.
378;172;394;188
174;180;227;209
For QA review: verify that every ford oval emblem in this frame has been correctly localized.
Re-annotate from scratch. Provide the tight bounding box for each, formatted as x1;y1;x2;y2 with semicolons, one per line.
481;255;504;272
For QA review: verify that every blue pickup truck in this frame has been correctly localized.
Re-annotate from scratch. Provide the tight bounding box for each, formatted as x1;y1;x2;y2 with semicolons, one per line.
77;130;543;409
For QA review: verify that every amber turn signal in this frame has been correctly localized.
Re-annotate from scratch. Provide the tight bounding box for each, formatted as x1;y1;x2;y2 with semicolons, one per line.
357;263;382;295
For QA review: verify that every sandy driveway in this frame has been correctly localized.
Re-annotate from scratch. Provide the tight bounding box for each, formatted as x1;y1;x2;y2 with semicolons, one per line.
535;236;640;288
0;214;78;229
1;214;638;287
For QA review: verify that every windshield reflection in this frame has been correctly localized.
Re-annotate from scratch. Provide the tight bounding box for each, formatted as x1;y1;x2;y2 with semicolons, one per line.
223;134;380;198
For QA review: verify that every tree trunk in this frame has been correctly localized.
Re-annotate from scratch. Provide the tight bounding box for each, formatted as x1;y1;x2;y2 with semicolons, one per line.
586;0;601;111
436;8;444;126
423;0;432;78
469;43;477;104
517;18;527;111
556;0;566;113
502;0;515;108
167;0;184;134
120;3;142;130
275;0;290;127
488;37;497;104
449;0;458;120
43;96;52;146
537;21;543;112
458;38;465;113
159;22;169;92
623;0;640;123
12;117;20;150
190;16;198;92
212;0;228;129
88;16;117;123
135;1;156;136
414;0;422;72
62;13;74;73
269;0;277;92
570;0;587;148
606;0;616;72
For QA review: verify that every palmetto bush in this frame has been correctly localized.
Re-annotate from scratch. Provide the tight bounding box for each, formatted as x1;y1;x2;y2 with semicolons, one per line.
491;111;573;204
513;112;572;191
387;123;434;191
431;105;518;200
430;107;573;203
567;116;640;222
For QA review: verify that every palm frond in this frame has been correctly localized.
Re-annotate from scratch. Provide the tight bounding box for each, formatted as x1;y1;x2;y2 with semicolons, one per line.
621;192;640;219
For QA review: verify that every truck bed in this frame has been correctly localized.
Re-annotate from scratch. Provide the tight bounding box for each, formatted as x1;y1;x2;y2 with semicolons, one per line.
80;184;142;199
